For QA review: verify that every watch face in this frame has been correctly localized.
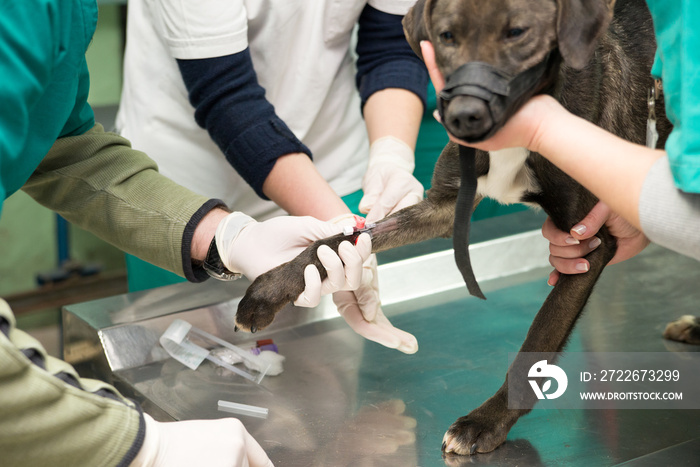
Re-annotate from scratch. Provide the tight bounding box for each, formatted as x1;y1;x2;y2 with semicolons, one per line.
204;265;241;281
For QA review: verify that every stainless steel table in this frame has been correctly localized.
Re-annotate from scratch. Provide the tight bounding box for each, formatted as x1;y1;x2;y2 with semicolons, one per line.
63;212;700;466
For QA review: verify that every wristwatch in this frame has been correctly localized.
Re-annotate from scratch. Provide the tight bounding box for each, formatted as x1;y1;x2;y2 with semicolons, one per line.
202;237;241;281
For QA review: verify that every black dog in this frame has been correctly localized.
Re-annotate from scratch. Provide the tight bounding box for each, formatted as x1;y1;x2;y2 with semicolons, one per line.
234;0;672;456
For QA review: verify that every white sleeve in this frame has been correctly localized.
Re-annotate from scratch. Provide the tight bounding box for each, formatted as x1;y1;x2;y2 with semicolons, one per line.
150;0;248;59
368;0;417;15
639;156;700;261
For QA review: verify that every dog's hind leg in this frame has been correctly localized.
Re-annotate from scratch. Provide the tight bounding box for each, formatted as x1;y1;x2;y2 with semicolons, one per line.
442;226;617;456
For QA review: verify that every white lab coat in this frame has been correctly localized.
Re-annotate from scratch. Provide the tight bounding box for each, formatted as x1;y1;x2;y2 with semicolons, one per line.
117;0;416;220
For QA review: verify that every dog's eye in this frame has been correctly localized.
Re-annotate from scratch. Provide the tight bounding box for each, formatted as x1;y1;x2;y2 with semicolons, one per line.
506;27;528;39
439;31;456;45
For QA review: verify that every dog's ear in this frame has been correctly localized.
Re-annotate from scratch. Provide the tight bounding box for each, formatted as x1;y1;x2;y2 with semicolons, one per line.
556;0;614;69
402;0;435;60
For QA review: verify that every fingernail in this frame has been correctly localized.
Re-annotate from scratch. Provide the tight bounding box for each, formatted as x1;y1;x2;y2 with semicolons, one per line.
433;109;442;122
572;224;587;236
589;237;601;249
565;236;580;245
575;262;589;272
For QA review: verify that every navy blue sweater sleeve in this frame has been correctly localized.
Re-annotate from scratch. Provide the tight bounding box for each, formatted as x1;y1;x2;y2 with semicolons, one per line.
176;49;311;200
355;4;428;112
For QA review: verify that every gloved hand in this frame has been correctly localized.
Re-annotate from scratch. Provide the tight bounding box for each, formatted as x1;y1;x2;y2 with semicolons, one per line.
215;213;370;306
359;136;424;223
330;214;419;354
131;413;273;467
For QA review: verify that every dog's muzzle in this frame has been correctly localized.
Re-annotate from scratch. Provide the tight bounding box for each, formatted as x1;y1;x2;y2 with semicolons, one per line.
437;52;559;142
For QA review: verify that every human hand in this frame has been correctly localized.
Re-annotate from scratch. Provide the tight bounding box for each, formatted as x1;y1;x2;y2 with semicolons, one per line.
332;254;418;354
419;40;565;153
216;213;369;306
543;201;650;286
359;136;424;223
131;413;273;467
327;214;418;353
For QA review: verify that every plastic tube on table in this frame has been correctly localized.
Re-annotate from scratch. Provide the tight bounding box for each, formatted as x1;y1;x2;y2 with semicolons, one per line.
218;400;269;419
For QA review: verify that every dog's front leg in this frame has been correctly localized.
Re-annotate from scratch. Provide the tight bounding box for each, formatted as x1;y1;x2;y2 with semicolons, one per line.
234;194;463;332
234;143;474;332
442;226;617;456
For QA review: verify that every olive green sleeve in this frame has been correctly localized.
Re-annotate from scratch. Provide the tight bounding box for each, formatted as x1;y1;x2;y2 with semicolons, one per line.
0;300;143;467
22;123;218;278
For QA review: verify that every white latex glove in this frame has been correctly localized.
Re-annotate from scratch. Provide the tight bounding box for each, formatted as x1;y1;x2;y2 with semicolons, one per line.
359;136;424;223
330;215;419;354
293;232;371;307
131;413;273;467
216;213;370;306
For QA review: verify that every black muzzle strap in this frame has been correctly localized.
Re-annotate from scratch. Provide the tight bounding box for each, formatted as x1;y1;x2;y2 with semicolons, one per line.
453;144;485;300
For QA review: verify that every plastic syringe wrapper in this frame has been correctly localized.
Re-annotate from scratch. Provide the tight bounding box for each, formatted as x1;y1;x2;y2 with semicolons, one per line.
160;319;269;384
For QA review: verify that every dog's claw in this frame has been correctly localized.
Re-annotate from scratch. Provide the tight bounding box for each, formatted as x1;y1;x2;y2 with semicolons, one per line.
250;325;257;333
470;443;478;455
234;325;239;332
442;441;447;451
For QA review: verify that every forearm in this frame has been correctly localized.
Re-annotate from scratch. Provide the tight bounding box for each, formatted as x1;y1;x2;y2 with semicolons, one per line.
363;88;423;148
262;153;351;220
177;51;311;199
535;105;664;230
24;124;219;279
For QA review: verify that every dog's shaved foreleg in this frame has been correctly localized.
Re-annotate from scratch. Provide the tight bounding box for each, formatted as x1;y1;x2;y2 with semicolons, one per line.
234;193;463;332
443;227;617;456
235;143;473;332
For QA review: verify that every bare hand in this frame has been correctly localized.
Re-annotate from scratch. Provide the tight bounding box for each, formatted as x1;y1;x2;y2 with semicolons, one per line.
543;201;650;285
419;41;563;153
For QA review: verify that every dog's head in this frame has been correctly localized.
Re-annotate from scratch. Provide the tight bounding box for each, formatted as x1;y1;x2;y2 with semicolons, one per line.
404;0;616;141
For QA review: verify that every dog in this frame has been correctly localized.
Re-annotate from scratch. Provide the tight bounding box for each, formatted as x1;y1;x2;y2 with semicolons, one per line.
234;0;673;456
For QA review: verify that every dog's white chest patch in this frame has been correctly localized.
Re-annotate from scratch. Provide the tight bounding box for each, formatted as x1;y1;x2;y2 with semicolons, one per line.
477;147;540;206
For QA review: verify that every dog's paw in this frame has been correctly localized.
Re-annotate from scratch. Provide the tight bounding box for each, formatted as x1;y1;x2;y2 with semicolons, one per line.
234;234;346;333
663;315;700;345
442;405;514;456
235;264;304;333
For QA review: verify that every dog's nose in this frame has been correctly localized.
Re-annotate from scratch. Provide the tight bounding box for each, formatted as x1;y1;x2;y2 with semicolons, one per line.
444;96;493;140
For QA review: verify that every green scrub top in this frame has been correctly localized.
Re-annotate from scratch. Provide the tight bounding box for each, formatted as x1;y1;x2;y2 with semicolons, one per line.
647;0;700;193
0;0;96;214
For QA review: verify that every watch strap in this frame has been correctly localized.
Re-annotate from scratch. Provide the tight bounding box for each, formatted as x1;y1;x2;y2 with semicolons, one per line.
203;237;241;281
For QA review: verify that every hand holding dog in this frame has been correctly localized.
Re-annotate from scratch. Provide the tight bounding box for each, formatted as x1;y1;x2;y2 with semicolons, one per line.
543;201;650;286
329;214;419;354
216;213;369;306
360;136;425;223
419;41;563;153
